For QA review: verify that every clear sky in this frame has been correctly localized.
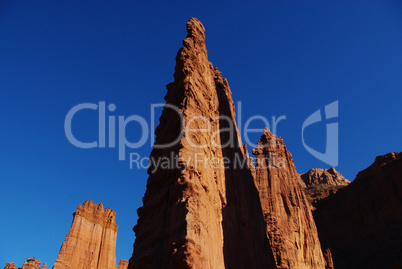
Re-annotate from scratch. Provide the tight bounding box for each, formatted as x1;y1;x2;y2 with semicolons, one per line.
1;0;401;267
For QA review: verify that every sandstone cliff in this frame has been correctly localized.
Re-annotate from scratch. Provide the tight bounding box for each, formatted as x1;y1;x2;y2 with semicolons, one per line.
53;200;119;269
313;152;402;269
301;168;350;204
252;128;326;269
128;18;277;269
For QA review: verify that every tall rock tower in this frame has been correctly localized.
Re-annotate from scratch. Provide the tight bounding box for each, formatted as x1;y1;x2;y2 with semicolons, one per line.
128;18;277;269
252;128;326;269
53;200;118;269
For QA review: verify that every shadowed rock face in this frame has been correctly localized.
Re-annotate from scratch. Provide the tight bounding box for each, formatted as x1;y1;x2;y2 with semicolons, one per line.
53;200;121;269
252;128;326;269
128;18;277;269
313;152;402;269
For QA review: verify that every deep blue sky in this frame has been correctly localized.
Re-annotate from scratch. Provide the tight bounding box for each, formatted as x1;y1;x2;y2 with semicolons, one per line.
1;0;401;267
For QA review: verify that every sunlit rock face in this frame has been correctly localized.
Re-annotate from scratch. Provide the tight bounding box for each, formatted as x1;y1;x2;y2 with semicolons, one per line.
301;167;350;187
117;259;128;269
252;128;326;269
301;167;351;204
53;200;119;269
128;18;277;269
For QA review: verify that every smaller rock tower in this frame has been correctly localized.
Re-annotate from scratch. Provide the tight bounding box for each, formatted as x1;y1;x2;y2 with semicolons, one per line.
53;200;118;269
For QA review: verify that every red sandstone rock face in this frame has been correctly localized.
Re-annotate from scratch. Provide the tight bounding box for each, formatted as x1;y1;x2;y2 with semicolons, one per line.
313;152;402;269
252;128;326;269
128;18;277;269
301;167;350;187
53;200;118;269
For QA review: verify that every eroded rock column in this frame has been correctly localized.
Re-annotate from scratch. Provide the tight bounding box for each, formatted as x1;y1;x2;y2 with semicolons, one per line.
53;200;118;269
252;128;326;269
128;18;276;269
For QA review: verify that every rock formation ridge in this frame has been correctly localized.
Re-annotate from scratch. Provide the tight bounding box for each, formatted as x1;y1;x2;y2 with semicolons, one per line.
313;152;402;268
128;17;331;269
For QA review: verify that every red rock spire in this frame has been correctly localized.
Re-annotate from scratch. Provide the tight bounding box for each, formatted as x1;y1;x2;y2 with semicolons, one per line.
53;200;119;269
252;128;326;268
128;18;277;269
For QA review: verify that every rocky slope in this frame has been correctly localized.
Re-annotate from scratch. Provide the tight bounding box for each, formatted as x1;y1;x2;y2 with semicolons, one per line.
301;168;350;204
313;152;402;268
128;18;277;269
252;128;327;269
53;200;127;269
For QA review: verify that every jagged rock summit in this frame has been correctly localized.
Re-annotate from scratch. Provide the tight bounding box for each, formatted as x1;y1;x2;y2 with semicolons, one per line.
313;152;402;268
301;167;350;204
53;200;127;269
128;17;277;269
4;258;46;269
117;260;129;269
252;128;327;269
301;167;350;187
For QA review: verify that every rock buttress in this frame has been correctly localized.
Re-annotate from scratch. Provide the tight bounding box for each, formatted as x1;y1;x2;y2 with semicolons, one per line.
128;18;277;269
252;128;326;269
53;200;118;269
